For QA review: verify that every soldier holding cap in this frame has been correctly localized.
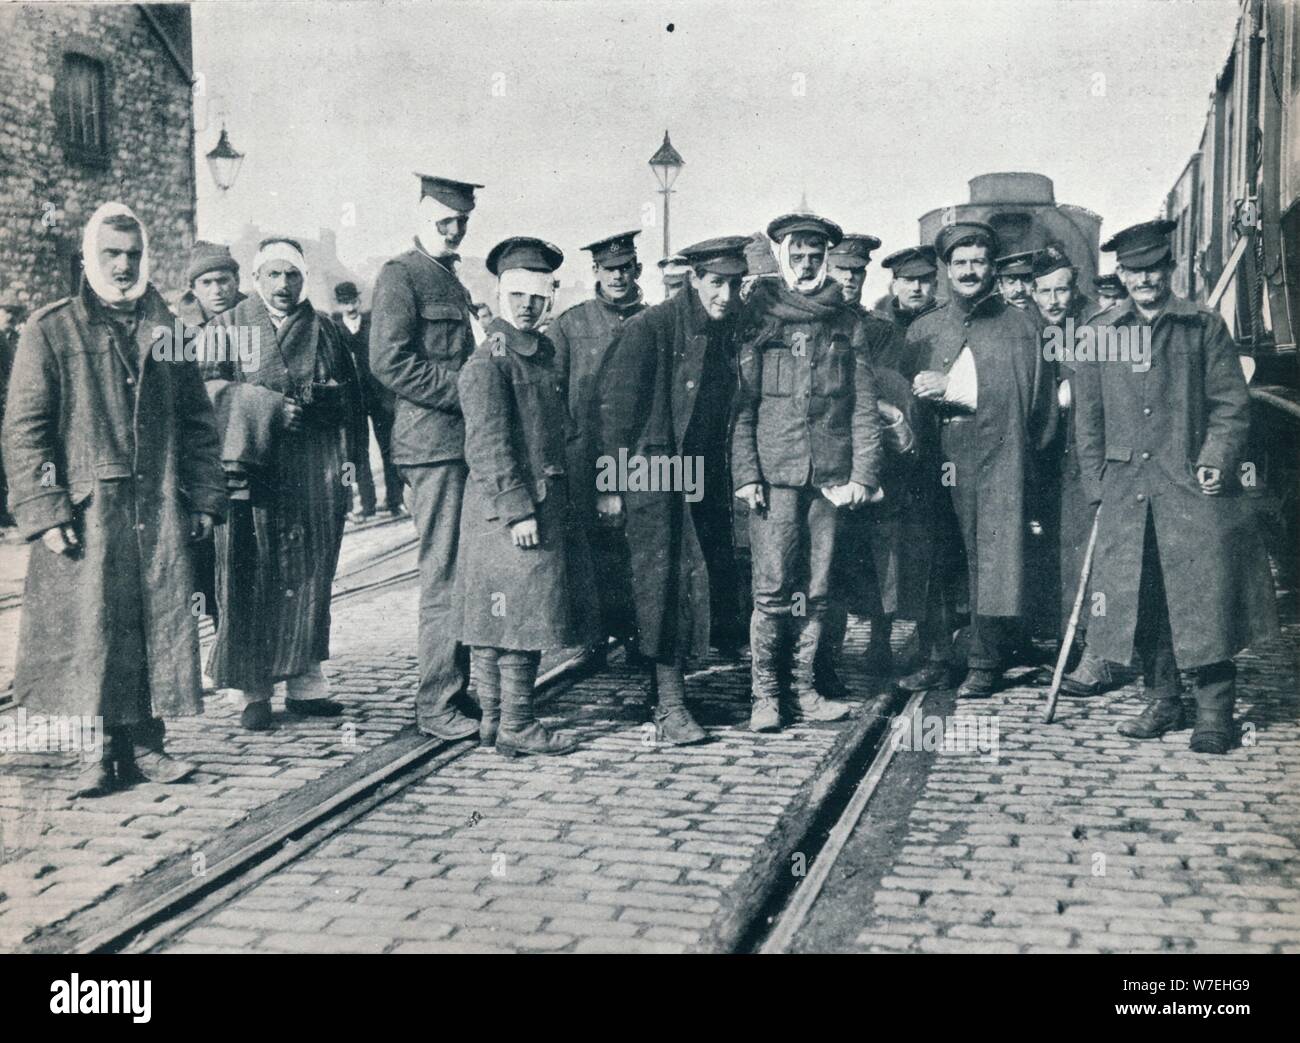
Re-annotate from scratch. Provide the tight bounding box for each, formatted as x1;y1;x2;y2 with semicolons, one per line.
898;221;1055;699
549;231;648;661
994;251;1038;313
873;246;939;331
593;235;750;744
457;237;595;757
370;173;484;740
733;213;885;732
1071;219;1277;753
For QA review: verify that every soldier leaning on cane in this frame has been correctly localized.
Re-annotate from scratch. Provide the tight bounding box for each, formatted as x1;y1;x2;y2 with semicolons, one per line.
1071;219;1278;754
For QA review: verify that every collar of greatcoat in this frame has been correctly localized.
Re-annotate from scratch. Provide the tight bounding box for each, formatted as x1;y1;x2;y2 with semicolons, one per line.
1096;293;1200;327
484;315;542;357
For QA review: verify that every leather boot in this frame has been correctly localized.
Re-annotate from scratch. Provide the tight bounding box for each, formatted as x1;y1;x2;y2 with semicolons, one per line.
472;648;501;747
652;663;707;746
749;611;783;732
793;617;851;722
899;659;954;693
862;616;894;676
495;651;577;758
1060;650;1116;697
1189;662;1236;755
814;605;852;699
1117;693;1186;739
70;728;122;799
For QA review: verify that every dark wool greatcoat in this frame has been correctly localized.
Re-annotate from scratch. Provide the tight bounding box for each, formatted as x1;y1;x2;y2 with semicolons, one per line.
200;294;365;690
1;283;226;723
902;292;1056;620
1072;295;1278;668
593;290;741;662
456;318;596;650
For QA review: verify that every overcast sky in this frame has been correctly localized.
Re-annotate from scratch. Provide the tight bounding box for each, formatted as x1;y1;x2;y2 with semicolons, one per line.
192;0;1241;301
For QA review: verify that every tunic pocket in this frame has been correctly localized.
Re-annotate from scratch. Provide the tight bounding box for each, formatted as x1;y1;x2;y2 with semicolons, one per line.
759;347;794;397
813;340;851;398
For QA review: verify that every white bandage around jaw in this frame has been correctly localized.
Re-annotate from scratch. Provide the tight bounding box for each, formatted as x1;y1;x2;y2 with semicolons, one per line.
775;233;829;294
497;268;556;330
417;196;468;258
82;201;150;306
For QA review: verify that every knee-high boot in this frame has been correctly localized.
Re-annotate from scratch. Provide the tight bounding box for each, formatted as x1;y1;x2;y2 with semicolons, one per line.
496;650;578;758
793;615;851;722
471;647;501;747
749;611;783;732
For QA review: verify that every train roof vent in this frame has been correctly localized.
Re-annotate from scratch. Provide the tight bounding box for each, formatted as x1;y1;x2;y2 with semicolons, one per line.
969;172;1056;205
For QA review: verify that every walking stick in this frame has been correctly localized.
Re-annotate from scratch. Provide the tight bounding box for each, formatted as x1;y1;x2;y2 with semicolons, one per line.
1043;508;1100;724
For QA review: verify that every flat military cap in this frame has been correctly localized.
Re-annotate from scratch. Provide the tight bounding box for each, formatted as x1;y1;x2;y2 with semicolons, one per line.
658;253;689;272
583;230;640;268
934;220;1000;263
881;246;938;278
679;235;751;277
333;281;359;303
766;213;844;248
486;236;564;276
1032;246;1074;280
1101;218;1176;268
415;173;483;213
1093;272;1129;297
828;233;883;270
993;250;1036;276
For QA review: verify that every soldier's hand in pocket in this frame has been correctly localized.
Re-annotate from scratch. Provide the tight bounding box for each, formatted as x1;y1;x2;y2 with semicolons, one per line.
735;483;766;512
41;523;80;557
595;493;624;527
511;516;540;548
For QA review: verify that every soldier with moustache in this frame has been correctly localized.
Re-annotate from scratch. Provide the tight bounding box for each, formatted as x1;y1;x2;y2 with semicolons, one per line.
994;251;1039;315
1072;220;1277;753
900;222;1056;699
1093;272;1129;312
816;234;917;693
370;174;484;741
549;232;648;659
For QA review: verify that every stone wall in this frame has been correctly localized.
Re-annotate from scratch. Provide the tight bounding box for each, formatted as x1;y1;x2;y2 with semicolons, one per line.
0;4;195;312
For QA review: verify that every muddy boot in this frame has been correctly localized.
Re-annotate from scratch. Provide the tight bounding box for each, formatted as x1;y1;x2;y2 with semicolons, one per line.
472;648;501;748
1117;693;1186;739
1189;662;1236;755
495;651;577;758
749;611;783;732
652;663;707;746
793;617;851;722
814;605;851;699
1060;650;1115;697
70;728;123;800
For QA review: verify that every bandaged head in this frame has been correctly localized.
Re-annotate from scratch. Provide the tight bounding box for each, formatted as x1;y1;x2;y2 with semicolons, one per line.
485;237;564;332
253;238;308;315
82;202;150;307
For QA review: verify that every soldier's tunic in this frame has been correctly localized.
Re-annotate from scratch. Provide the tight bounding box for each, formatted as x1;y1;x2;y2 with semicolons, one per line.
549;290;646;643
1072;295;1277;670
370;241;476;725
3;282;226;723
200;294;363;692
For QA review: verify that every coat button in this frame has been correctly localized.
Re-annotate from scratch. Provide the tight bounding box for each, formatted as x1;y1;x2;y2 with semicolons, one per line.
1143;407;1152;416
1136;493;1146;502
685;380;695;389
1141;451;1150;460
136;522;145;531
285;589;295;599
126;377;136;386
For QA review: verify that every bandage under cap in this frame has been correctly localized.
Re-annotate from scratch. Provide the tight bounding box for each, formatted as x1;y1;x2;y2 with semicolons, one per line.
253;240;308;279
498;269;556;330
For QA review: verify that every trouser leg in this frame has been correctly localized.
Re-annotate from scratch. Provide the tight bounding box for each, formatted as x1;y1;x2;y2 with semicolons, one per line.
352;422;378;515
471;646;501;746
968;615;1017;672
371;410;404;511
690;488;743;650
403;462;473;735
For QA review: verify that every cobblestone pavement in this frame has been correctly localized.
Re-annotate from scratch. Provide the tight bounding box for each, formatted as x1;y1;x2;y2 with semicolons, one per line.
825;608;1300;954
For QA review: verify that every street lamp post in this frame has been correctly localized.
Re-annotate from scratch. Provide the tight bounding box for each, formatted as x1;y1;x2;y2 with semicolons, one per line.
649;131;684;260
205;123;244;193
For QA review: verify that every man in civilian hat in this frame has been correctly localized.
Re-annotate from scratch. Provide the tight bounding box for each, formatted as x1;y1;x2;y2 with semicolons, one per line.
333;281;404;520
3;203;226;794
593;236;750;744
733;213;884;731
818;232;913;688
550;231;648;662
872;246;939;331
994;251;1039;314
175;241;243;327
0;290;27;528
659;254;690;299
1093;272;1129;312
201;237;365;730
899;220;1055;699
1072;219;1277;753
370;174;484;740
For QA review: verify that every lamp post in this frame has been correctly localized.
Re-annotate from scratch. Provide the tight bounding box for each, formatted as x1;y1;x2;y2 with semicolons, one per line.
205;122;244;192
649;131;684;259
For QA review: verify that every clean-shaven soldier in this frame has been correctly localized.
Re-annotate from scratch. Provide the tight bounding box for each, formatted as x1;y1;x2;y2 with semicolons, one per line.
872;246;939;331
549;231;648;660
593;236;750;744
370;174;483;740
901;221;1056;699
1072;219;1277;753
733;214;885;732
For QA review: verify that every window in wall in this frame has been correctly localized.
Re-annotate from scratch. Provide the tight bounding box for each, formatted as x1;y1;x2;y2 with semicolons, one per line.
56;53;109;167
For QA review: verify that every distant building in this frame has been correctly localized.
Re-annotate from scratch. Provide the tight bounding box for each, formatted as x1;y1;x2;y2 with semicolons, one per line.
0;4;197;310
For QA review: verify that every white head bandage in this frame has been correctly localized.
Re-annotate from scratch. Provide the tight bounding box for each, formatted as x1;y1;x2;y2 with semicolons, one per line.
81;202;150;306
776;232;830;295
417;196;468;257
497;268;556;330
253;240;308;315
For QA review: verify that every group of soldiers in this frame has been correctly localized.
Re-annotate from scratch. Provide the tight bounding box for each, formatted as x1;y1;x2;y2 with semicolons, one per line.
0;171;1280;795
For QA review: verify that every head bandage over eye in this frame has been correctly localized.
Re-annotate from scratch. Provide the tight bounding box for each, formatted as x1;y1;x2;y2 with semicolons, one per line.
497;268;556;329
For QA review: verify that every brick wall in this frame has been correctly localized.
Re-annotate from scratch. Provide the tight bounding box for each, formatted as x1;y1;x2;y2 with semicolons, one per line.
0;4;195;313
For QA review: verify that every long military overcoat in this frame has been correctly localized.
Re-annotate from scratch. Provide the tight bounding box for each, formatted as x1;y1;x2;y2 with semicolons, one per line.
1072;295;1278;668
1;283;226;723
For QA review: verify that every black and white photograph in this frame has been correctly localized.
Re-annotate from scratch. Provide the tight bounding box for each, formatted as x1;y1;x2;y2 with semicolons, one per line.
0;0;1296;990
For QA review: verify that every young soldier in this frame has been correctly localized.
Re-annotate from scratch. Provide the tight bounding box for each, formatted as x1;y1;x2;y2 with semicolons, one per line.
458;238;595;757
733;214;885;732
1073;220;1277;753
872;246;939;330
